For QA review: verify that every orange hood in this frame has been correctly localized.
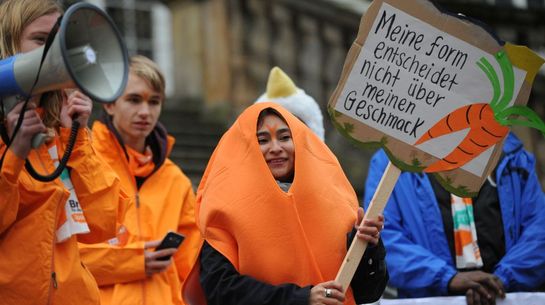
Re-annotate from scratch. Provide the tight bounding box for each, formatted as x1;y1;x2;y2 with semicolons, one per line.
95;115;175;177
197;103;359;297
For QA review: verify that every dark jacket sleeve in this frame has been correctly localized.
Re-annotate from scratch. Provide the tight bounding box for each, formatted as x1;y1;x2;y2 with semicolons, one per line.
200;241;311;305
349;230;389;304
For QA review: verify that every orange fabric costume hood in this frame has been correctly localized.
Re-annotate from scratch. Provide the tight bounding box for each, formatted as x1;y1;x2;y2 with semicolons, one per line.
195;103;359;304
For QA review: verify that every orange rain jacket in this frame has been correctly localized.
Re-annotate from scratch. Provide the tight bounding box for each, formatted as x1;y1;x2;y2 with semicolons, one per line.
186;103;360;305
0;128;127;305
80;121;201;305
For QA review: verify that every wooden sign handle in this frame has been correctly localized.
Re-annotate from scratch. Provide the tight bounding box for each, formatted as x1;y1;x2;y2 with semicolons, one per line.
335;161;401;292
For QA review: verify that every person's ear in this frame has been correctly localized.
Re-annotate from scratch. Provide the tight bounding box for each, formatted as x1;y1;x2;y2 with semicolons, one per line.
103;103;116;116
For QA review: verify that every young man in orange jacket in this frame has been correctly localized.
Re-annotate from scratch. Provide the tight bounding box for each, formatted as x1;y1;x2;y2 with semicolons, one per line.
79;55;201;305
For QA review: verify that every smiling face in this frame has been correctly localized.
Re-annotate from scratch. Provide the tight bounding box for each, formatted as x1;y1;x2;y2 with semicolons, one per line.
104;72;163;152
257;112;295;182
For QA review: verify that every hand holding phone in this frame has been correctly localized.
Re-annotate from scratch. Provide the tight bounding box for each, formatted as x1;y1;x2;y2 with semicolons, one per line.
154;232;185;261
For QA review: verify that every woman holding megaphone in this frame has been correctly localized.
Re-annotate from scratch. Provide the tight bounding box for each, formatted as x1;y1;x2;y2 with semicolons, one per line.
0;1;128;304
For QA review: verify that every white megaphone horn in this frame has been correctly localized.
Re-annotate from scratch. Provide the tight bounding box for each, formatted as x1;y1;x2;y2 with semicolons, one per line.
0;3;128;181
0;2;129;106
0;2;128;149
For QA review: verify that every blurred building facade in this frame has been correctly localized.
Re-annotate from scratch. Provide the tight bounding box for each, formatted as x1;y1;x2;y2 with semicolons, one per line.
68;0;545;194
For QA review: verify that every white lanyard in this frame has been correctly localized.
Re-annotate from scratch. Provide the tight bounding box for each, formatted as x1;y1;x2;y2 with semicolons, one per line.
48;144;90;243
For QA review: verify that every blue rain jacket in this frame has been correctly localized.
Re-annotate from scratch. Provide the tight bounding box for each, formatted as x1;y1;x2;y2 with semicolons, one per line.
364;133;545;298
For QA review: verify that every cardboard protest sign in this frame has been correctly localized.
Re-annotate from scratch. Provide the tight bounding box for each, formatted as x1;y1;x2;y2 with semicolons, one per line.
329;0;545;292
328;0;545;197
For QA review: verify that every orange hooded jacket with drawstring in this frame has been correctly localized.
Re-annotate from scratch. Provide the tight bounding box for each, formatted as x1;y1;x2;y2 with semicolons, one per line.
183;103;360;305
79;121;201;305
0;127;128;305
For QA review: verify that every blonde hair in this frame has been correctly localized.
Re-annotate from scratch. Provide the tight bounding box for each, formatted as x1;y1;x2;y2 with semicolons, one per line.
130;55;166;99
0;0;64;128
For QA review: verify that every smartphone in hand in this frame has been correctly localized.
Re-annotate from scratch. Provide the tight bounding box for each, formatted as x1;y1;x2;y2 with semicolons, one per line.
155;232;185;261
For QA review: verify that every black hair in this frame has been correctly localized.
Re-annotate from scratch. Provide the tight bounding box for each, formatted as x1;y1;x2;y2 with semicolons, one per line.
257;107;288;130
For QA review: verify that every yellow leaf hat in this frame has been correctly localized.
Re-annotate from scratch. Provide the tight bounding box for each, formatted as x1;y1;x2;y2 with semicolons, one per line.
255;67;325;141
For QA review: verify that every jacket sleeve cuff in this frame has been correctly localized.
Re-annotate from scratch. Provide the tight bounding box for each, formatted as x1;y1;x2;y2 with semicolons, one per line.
493;266;512;291
440;267;458;295
59;127;95;167
60;127;91;150
80;241;147;286
293;286;311;305
2;148;25;184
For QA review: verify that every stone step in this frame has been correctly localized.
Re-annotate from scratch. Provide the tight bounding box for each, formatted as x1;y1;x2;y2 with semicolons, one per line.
172;158;210;173
172;133;222;148
159;106;226;187
159;107;201;120
171;151;211;167
171;157;211;188
166;122;226;135
170;150;215;160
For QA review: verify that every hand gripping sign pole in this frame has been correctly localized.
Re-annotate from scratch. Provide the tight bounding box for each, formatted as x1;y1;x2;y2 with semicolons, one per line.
328;0;544;291
335;162;400;291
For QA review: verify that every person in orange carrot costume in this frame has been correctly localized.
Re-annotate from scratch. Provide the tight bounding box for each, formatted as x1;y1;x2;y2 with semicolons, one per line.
0;1;128;304
187;103;388;305
79;55;201;305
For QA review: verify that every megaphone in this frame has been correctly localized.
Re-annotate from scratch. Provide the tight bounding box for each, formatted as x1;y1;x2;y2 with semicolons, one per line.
0;2;128;182
0;2;128;104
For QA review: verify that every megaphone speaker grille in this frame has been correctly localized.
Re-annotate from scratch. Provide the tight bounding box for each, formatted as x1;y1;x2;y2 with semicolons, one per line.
60;3;128;103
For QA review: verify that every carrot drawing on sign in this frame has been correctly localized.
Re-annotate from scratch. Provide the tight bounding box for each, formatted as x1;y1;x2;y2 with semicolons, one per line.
416;50;545;173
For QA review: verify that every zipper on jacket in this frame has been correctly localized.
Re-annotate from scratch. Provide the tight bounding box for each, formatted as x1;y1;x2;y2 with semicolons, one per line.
135;192;148;304
47;178;67;305
51;272;58;288
136;193;140;208
47;194;65;305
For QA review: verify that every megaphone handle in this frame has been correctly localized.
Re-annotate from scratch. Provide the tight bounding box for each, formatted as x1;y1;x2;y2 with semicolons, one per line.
30;111;80;148
31;133;47;148
25;120;80;182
